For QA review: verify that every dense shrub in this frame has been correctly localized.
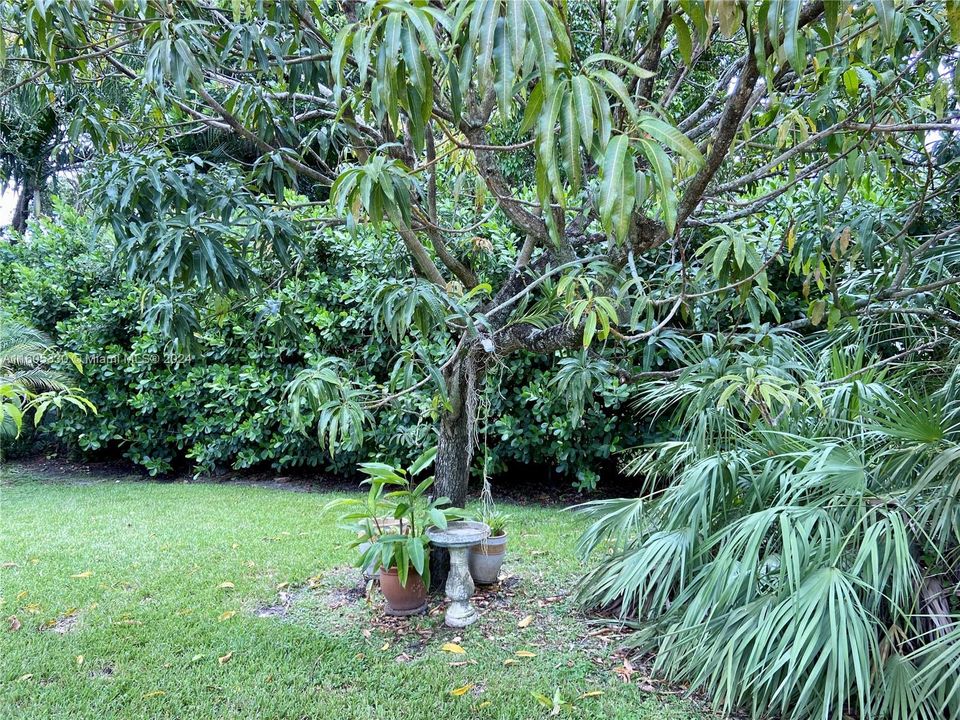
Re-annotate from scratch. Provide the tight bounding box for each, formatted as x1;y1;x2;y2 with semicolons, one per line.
0;203;645;486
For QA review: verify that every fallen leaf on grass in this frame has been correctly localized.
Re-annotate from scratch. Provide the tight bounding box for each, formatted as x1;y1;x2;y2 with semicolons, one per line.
442;642;466;654
8;616;21;632
1;562;18;569
16;590;28;601
448;660;477;667
515;650;537;658
70;571;93;579
517;615;533;628
142;691;165;699
276;582;289;591
450;683;474;696
217;582;235;590
503;658;517;666
579;691;603;699
18;674;33;682
218;652;233;665
614;657;636;681
22;603;41;614
218;610;237;622
76;655;84;666
380;642;390;651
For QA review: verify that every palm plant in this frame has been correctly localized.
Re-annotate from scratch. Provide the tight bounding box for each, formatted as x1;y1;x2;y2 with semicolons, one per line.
0;314;94;439
574;331;960;720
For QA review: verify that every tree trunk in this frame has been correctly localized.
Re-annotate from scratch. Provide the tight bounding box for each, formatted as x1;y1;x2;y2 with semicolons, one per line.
10;180;33;235
429;354;480;590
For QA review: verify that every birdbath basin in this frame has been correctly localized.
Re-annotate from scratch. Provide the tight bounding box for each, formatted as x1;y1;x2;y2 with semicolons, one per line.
427;521;490;627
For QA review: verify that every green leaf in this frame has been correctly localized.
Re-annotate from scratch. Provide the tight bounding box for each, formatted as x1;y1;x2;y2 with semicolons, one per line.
637;138;677;235
598;135;636;243
571;75;595;151
409;446;437;476
673;15;693;66
638;116;703;166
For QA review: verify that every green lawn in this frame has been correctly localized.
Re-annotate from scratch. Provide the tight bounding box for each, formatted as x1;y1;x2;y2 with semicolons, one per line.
0;467;698;719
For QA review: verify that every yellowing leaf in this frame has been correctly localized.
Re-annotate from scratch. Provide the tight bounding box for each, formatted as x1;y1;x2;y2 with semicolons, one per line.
503;658;517;666
450;683;473;696
515;650;537;658
441;642;466;654
380;642;390;651
16;590;28;601
70;571;93;579
217;582;235;590
218;652;233;665
142;691;165;699
579;690;603;699
517;615;533;628
478;701;492;708
23;603;41;614
76;655;84;666
218;610;237;622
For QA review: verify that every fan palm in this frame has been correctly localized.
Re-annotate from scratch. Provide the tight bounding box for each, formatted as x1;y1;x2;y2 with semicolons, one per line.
574;330;960;720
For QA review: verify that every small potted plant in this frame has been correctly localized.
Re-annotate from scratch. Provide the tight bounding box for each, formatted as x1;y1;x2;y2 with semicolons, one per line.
327;448;457;616
468;509;509;585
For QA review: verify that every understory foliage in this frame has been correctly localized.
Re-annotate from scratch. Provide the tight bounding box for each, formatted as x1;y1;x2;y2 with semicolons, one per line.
575;330;960;719
0;202;639;483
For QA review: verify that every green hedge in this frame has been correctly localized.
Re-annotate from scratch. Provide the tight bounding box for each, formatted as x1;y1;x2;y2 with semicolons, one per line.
0;204;644;488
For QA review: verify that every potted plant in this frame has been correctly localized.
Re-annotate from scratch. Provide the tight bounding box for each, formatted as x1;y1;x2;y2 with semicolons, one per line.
468;509;509;585
327;448;457;615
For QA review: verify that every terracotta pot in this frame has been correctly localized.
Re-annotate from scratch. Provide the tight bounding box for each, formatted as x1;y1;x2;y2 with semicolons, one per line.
379;567;428;616
468;533;507;585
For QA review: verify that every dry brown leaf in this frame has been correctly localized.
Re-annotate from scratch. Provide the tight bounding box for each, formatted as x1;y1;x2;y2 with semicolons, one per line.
450;683;473;696
217;582;235;590
218;610;237;622
218;652;233;665
70;571;93;579
7;615;21;632
441;642;466;654
517;614;533;628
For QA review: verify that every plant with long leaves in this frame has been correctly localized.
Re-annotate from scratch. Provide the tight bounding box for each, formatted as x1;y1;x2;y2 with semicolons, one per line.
325;447;460;587
574;329;960;720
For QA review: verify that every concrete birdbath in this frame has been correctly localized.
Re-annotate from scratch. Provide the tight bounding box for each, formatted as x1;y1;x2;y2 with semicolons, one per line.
427;520;490;627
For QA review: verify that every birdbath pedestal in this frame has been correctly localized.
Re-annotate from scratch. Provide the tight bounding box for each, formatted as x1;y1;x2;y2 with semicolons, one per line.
427;521;490;627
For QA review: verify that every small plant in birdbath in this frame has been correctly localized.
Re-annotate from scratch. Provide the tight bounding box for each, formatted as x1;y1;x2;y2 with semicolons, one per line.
326;448;459;615
468;508;510;585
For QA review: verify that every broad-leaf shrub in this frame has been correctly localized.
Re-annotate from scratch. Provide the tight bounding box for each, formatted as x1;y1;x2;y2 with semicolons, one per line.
1;205;643;485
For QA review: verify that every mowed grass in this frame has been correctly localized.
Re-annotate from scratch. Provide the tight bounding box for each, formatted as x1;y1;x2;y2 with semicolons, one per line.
0;467;698;720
